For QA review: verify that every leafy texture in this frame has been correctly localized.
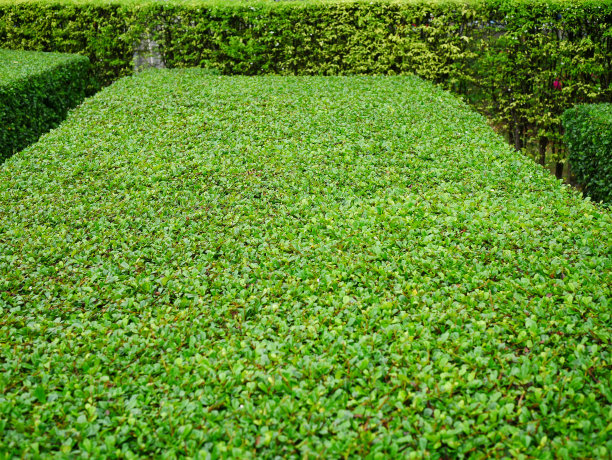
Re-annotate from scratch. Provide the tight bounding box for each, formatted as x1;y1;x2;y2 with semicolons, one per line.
0;0;610;165
0;49;90;162
0;71;611;458
563;103;612;204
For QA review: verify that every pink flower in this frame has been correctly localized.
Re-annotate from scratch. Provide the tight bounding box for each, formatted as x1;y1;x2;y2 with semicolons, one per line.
553;79;562;90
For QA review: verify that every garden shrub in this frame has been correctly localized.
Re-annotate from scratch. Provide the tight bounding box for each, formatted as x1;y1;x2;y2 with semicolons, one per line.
475;0;612;169
563;103;612;204
0;0;610;166
0;48;90;161
0;70;610;457
0;1;144;85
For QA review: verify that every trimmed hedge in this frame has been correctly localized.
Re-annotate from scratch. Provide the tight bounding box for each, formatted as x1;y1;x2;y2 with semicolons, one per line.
0;0;610;165
1;70;610;457
563;103;612;204
0;49;90;162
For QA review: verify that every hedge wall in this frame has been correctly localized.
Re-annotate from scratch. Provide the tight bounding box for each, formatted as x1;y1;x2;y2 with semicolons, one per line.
0;49;90;162
0;0;610;166
563;103;612;204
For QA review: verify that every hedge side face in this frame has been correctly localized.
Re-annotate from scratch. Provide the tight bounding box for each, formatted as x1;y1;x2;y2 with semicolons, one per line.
0;49;90;161
563;103;612;204
1;70;610;457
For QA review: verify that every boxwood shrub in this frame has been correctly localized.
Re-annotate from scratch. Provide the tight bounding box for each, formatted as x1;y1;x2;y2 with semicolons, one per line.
0;48;90;162
0;70;610;457
563;103;612;204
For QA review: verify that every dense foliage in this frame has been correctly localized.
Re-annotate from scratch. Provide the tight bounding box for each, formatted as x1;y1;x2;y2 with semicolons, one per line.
0;0;610;167
0;49;90;162
1;70;610;457
563;103;612;204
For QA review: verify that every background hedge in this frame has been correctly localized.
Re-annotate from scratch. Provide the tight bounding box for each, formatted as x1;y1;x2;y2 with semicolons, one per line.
0;49;90;162
563;103;612;204
0;0;610;168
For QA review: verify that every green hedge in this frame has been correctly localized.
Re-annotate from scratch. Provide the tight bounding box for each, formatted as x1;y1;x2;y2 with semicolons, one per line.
1;70;611;457
0;1;143;85
0;0;610;166
563;103;612;204
0;49;90;162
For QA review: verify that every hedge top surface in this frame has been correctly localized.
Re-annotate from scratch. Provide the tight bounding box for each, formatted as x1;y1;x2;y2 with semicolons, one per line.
0;49;88;87
1;70;610;457
576;102;612;124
